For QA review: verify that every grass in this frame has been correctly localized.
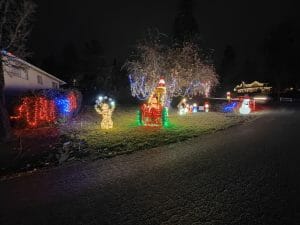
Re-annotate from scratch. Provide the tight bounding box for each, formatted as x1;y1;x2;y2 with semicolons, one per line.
0;107;255;178
65;107;253;158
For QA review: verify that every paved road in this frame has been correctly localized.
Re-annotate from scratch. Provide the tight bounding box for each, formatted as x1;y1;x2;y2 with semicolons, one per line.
1;109;300;225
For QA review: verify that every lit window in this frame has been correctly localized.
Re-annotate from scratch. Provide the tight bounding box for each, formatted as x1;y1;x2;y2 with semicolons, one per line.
37;75;43;85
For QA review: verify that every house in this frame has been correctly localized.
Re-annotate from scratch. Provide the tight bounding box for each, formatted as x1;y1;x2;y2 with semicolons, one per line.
234;81;272;94
1;51;65;96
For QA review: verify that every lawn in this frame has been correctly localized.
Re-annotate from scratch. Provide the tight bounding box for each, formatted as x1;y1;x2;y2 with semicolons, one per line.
63;107;253;158
0;106;255;178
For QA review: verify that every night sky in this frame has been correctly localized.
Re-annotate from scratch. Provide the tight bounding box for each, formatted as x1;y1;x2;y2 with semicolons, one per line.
29;0;299;66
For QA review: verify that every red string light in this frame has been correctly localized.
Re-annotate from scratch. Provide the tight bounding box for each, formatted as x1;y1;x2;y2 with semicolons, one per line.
10;96;57;127
67;92;77;112
141;104;163;126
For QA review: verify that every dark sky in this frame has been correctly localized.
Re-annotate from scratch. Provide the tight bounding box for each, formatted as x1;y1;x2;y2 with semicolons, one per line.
29;0;299;66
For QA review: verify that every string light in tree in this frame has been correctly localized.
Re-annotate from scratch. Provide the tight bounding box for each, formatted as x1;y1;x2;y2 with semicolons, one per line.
126;41;219;102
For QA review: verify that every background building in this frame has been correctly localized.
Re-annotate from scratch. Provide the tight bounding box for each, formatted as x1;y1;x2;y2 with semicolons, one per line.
234;81;272;94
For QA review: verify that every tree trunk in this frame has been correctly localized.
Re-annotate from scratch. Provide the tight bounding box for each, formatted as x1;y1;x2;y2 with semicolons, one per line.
0;56;12;142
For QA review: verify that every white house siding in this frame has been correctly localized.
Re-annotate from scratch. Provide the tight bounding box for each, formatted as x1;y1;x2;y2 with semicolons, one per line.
2;56;65;94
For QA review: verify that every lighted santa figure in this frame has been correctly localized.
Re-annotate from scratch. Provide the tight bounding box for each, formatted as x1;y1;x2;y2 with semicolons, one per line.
95;96;115;129
148;78;166;106
140;78;168;126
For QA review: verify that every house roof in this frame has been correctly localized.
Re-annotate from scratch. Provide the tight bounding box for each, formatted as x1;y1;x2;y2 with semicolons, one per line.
1;51;66;85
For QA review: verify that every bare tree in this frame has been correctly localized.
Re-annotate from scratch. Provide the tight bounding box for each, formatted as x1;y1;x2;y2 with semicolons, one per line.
166;42;219;98
0;0;36;141
125;30;166;100
125;31;219;104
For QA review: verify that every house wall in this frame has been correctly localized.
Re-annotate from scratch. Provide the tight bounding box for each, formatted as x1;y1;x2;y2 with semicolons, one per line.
3;61;61;94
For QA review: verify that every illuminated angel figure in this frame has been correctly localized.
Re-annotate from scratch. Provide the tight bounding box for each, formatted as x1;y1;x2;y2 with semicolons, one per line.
94;96;115;129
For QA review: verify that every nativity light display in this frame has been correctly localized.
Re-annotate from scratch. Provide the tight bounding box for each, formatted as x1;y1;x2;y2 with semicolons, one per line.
138;78;169;127
177;98;188;115
94;96;115;129
177;98;211;115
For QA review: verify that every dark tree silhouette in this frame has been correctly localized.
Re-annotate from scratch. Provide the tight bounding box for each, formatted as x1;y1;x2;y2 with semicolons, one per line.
60;42;81;84
173;0;215;69
41;54;59;76
0;0;36;141
81;40;106;94
173;0;200;43
220;45;236;90
263;19;300;94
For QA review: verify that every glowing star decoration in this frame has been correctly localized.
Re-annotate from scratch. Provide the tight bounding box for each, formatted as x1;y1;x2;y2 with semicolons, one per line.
140;78;169;127
239;98;251;114
94;96;115;129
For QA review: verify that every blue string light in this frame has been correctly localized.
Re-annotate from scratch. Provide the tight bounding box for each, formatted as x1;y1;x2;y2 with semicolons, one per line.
223;102;238;113
55;97;71;114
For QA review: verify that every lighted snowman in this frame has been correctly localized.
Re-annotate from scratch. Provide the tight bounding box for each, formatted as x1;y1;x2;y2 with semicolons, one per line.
239;98;251;115
95;96;115;129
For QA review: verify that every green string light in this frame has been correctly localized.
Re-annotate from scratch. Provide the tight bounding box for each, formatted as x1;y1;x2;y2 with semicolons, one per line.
162;107;170;128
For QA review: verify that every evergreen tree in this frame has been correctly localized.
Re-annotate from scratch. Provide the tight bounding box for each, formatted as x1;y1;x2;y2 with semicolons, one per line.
263;19;300;94
173;0;199;43
220;45;236;90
